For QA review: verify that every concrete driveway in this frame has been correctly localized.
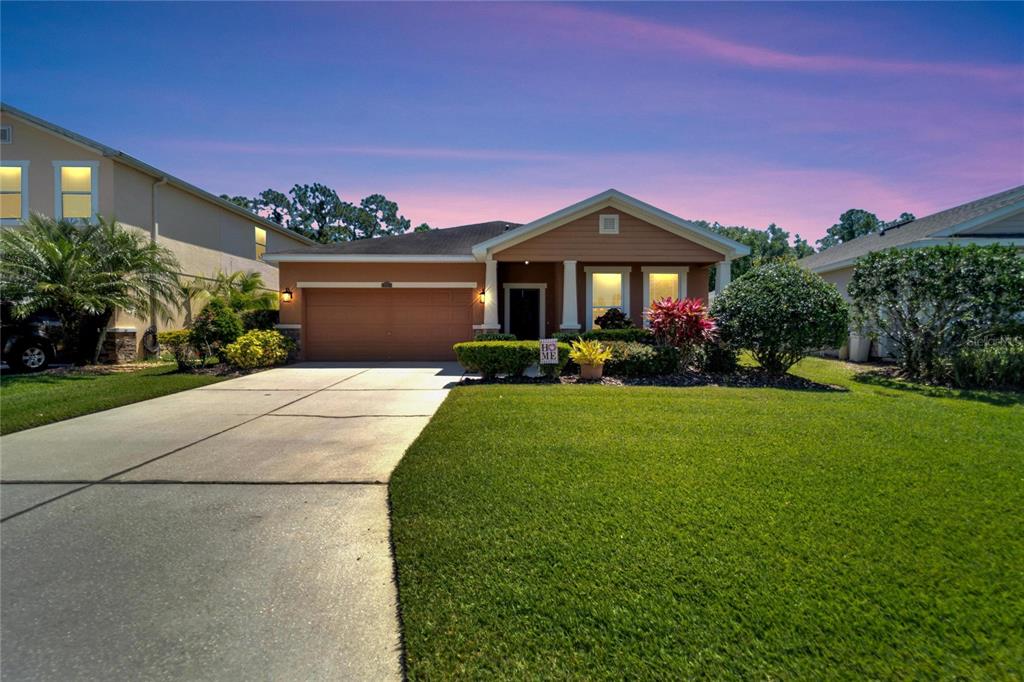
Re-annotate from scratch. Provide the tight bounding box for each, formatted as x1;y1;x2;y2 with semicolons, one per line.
0;362;463;681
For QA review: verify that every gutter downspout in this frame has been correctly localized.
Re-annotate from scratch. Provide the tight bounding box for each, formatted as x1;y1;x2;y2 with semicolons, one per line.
146;177;169;354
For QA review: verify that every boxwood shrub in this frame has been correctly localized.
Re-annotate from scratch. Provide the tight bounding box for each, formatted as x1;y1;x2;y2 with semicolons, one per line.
553;328;656;345
603;342;680;377
224;329;295;369
453;340;570;379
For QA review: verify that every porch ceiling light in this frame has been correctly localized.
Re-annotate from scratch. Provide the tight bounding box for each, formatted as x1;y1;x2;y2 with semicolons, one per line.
281;288;294;303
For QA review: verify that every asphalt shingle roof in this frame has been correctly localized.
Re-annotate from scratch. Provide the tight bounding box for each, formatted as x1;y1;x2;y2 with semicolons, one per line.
267;221;523;256
798;184;1024;271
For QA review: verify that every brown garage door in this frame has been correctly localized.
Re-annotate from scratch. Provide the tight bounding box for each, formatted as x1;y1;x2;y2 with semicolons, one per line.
305;287;475;361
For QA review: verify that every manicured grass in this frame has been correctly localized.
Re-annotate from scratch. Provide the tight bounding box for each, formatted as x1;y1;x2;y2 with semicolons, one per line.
0;365;225;434
390;358;1024;679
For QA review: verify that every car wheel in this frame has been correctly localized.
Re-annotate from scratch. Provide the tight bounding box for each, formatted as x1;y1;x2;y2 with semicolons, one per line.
12;341;50;372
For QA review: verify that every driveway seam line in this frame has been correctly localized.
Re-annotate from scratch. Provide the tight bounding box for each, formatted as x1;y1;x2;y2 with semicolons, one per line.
0;368;373;523
264;413;434;419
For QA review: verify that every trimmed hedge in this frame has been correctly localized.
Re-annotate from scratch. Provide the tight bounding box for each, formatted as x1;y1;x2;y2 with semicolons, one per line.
553;328;656;345
604;342;680;377
453;341;570;379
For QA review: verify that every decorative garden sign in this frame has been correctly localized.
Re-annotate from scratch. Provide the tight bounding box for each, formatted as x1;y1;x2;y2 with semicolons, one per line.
539;338;559;365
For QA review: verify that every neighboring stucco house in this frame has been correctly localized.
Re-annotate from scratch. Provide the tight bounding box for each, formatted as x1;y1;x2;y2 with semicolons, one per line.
265;189;750;361
799;184;1024;359
0;103;313;359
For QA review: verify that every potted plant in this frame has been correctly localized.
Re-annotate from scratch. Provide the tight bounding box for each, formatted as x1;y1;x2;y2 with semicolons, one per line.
569;338;613;380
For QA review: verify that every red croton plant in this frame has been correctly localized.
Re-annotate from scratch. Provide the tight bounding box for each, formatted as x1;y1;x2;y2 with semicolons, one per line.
645;297;717;365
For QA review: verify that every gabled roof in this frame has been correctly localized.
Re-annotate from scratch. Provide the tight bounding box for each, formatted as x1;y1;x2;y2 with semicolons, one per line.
264;221;521;262
799;184;1024;273
472;189;750;260
0;102;315;246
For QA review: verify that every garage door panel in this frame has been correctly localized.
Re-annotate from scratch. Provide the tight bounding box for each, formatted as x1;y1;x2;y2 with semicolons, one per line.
305;288;475;361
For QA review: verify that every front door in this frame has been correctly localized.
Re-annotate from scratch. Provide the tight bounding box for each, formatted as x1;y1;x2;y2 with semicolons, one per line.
508;288;541;340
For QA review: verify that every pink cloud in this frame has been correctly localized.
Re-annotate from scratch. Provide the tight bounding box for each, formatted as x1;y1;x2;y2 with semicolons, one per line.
490;4;1023;84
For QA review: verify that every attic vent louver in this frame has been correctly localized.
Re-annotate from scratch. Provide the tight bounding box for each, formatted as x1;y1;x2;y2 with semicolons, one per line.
0;126;11;144
599;214;619;234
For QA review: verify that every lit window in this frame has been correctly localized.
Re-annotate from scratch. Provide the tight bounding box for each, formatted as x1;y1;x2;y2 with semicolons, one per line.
1;163;28;222
255;226;267;260
54;163;97;220
642;268;688;326
648;273;679;304
591;272;623;325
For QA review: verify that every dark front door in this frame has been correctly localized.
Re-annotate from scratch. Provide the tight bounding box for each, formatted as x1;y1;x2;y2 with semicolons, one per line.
508;288;541;340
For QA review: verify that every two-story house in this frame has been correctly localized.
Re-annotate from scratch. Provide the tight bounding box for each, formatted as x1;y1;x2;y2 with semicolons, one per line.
0;103;313;360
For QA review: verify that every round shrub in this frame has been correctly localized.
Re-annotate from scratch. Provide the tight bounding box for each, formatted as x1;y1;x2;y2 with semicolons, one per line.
553;328;655;345
224;329;294;369
158;329;199;370
711;262;849;374
951;337;1024;389
593;308;633;330
189;297;244;362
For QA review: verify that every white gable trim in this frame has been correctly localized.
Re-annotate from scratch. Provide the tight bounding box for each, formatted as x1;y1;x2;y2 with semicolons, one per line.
471;189;750;261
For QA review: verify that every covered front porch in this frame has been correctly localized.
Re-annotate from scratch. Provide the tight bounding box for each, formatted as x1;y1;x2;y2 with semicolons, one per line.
476;258;731;339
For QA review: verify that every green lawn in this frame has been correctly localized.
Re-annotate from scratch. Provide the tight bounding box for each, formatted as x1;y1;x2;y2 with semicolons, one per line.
0;365;225;434
390;358;1024;679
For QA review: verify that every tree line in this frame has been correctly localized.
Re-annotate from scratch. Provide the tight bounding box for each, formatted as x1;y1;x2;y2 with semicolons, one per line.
220;184;431;244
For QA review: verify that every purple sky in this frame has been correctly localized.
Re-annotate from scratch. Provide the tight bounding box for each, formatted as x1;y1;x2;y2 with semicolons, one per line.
3;2;1022;241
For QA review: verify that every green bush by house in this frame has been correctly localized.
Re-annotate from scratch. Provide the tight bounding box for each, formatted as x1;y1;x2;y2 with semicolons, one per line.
951;337;1024;389
473;332;517;341
224;329;295;369
849;244;1024;383
553;328;656;344
454;340;570;379
603;341;680;376
712;262;849;374
188;298;244;362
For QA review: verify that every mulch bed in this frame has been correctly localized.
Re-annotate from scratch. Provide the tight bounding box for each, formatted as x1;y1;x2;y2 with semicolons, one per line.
461;368;846;391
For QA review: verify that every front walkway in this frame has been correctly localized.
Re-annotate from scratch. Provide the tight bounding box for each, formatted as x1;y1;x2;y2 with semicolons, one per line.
0;362;462;680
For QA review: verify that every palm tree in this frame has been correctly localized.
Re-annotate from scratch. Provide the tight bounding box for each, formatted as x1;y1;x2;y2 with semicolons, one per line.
174;275;208;326
206;270;277;311
0;213;181;363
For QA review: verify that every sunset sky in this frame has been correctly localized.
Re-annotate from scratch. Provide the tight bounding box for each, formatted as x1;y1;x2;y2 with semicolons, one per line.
3;1;1022;241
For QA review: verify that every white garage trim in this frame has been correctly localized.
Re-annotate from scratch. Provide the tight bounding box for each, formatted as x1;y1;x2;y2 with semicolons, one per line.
297;281;478;289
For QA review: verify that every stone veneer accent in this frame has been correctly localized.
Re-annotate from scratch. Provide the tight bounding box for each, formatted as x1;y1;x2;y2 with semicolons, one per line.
275;325;302;362
99;328;137;364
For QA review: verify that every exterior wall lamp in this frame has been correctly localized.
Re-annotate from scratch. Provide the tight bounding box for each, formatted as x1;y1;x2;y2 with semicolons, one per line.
479;288;487;303
281;288;294;303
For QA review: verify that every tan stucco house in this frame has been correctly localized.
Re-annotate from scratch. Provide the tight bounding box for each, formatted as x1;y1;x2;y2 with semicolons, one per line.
0;103;313;359
798;184;1024;359
265;190;750;360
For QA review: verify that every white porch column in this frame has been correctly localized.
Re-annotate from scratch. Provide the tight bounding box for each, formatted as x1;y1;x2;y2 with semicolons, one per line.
716;258;732;293
482;258;499;330
560;260;580;330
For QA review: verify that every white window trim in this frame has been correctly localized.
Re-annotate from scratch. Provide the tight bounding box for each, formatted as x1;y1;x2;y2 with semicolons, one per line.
1;160;30;225
598;213;619;234
52;160;99;221
503;283;547;337
584;266;631;330
641;266;689;327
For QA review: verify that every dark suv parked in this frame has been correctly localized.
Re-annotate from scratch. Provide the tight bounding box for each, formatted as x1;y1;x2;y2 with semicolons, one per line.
1;303;64;372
